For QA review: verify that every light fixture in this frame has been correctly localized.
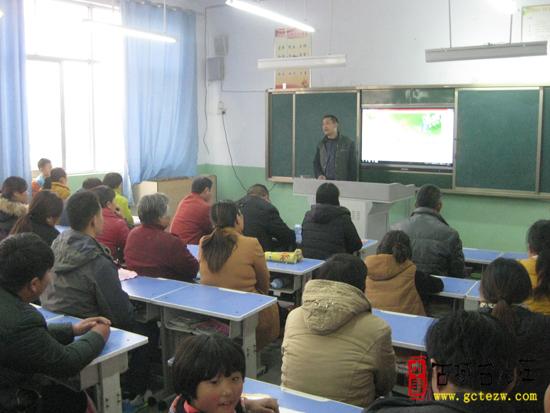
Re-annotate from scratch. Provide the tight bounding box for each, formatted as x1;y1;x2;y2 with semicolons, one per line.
225;0;315;33
258;54;346;70
82;19;176;43
0;9;4;18
426;41;547;62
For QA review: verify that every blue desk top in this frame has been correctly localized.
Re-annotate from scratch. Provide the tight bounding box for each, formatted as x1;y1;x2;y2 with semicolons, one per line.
243;379;362;413
362;239;378;249
466;281;481;301
434;276;477;299
153;283;277;322
463;248;502;265
500;251;528;260
33;304;64;321
122;276;190;303
373;309;434;352
187;244;324;275
55;225;70;233
47;315;148;366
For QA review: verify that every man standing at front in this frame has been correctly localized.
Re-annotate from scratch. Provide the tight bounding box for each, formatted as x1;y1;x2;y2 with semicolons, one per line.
313;114;357;181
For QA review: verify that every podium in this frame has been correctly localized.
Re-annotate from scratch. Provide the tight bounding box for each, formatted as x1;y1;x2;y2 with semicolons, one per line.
293;178;415;241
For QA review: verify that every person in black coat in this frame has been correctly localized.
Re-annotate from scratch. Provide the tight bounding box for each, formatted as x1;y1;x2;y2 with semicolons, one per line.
0;176;28;241
238;184;295;252
301;182;362;260
10;190;64;245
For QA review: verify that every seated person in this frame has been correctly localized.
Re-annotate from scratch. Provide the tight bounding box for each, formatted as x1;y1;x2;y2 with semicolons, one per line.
46;167;71;200
366;311;517;413
82;177;102;190
170;176;213;245
237;183;295;252
103;172;133;226
0;176;28;241
10;190;64;245
91;185;129;263
282;254;395;407
301;182;362;259
170;334;279;413
199;200;279;350
0;233;109;413
480;258;550;413
519;220;550;315
365;230;443;315
31;157;52;196
125;193;198;282
393;184;465;277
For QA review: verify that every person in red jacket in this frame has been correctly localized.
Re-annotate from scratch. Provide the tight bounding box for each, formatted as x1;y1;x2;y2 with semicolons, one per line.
91;185;129;264
125;193;198;282
170;177;213;245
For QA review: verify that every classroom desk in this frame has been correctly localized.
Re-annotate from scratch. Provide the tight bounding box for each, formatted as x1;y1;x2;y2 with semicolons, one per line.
372;309;435;352
433;276;477;299
500;251;529;260
34;304;64;321
154;283;277;380
187;244;324;303
122;276;189;304
46;314;148;413
464;281;481;311
243;379;362;413
463;247;502;265
55;225;70;233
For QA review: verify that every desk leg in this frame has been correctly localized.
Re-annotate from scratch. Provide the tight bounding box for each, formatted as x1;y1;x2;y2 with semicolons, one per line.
160;308;172;394
242;315;258;379
92;355;127;413
298;272;313;305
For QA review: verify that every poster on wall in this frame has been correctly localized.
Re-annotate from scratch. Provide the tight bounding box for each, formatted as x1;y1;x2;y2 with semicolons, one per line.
274;28;311;89
522;5;550;41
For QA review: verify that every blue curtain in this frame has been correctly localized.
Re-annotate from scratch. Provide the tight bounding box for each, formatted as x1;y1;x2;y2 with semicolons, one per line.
122;0;198;185
0;0;30;184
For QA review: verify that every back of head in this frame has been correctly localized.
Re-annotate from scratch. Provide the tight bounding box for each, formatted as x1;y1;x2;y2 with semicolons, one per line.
1;176;28;200
416;184;441;210
102;172;123;190
137;193;169;225
202;200;240;273
0;233;54;295
426;310;517;392
91;185;116;209
67;191;101;231
315;183;340;206
377;230;412;264
49;167;67;183
481;258;531;330
11;190;63;234
37;158;51;170
527;219;550;300
172;334;245;402
82;177;102;190
247;184;269;198
316;253;367;292
191;176;213;194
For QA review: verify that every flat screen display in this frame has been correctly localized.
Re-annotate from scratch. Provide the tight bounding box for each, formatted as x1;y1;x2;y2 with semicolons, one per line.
361;108;454;170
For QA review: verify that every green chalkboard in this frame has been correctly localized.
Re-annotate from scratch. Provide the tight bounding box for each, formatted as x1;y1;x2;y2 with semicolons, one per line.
268;93;293;177
455;89;540;192
294;92;358;178
539;88;550;193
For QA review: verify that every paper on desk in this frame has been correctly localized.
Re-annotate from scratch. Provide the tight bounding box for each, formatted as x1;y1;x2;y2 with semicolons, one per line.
242;394;304;413
279;408;304;413
118;268;138;281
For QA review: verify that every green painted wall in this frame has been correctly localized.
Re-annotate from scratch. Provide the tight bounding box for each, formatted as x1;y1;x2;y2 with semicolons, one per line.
67;172;107;193
199;163;550;252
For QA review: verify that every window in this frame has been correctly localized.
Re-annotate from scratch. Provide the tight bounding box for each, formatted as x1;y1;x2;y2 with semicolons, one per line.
24;0;124;174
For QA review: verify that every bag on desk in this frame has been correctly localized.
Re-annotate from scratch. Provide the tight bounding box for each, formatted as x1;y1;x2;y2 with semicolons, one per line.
264;249;303;264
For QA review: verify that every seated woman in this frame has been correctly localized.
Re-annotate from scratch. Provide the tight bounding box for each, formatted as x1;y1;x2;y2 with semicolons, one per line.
124;193;198;281
10;190;63;245
301;183;362;259
282;254;395;407
365;230;443;315
91;185;129;263
199;200;279;350
0;176;28;241
0;233;110;412
480;258;550;413
519;220;550;315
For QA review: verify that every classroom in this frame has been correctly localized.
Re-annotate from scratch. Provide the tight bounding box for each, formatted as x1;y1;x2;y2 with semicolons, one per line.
1;0;550;412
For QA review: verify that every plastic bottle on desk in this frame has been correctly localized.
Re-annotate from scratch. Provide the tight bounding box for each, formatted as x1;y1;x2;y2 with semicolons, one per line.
294;224;302;245
270;278;285;289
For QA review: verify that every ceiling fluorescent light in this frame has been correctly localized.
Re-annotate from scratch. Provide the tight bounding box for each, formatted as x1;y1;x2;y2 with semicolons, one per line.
0;9;4;18
226;0;315;33
425;41;547;62
258;54;346;70
82;19;176;43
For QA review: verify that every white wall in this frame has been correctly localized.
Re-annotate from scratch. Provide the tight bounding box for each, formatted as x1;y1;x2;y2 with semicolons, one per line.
196;0;550;167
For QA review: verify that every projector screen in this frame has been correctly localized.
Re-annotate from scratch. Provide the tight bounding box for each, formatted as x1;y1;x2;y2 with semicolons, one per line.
361;108;455;170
